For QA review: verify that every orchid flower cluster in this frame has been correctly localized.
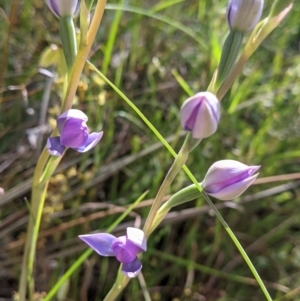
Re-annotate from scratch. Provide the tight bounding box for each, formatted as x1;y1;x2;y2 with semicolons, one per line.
43;0;264;277
18;0;293;300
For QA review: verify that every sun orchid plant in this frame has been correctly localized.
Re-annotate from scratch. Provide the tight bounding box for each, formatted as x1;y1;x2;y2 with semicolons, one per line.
17;0;294;301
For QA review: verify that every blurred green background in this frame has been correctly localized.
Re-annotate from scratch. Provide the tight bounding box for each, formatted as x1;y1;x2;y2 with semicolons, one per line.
1;0;300;300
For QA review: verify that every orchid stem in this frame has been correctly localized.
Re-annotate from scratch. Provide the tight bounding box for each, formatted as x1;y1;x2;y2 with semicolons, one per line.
18;1;107;299
201;191;273;301
143;134;190;237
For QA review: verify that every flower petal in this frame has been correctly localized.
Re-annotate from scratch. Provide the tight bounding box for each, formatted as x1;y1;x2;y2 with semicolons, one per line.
57;109;88;133
58;0;78;17
126;227;147;252
202;160;260;200
206;173;259;200
180;92;220;139
112;236;141;264
45;0;60;18
45;0;78;18
202;160;260;189
79;233;116;256
60;119;89;148
121;257;142;278
74;132;104;153
46;137;66;156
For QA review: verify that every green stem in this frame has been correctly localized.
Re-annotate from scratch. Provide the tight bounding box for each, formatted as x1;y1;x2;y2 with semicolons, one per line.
102;136;190;301
89;63;272;301
59;16;77;75
201;191;273;301
39;155;65;186
216;30;243;90
103;269;130;301
19;148;50;301
27;181;49;299
143;134;190;237
150;183;202;234
18;2;108;299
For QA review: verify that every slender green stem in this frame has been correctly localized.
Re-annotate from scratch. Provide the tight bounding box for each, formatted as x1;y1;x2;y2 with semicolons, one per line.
150;183;203;234
216;30;243;89
201;191;273;301
103;135;190;301
143;134;190;237
18;1;108;299
59;16;77;75
19;148;51;301
89;63;272;301
27;182;49;299
103;270;130;301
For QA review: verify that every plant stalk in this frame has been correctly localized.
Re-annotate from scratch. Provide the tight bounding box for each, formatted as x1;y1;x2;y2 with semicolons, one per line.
18;0;108;299
143;134;190;237
201;191;273;301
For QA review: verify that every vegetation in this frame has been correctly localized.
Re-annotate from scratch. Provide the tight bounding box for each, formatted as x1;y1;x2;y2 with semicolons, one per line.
1;0;300;300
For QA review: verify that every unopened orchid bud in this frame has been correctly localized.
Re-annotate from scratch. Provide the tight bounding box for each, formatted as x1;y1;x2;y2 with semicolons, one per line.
227;0;264;33
79;227;147;278
201;160;260;200
46;109;103;156
180;92;220;139
45;0;78;18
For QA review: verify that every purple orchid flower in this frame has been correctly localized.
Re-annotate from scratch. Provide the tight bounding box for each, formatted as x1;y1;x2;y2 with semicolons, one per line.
180;91;220;139
46;109;103;156
201;160;260;200
79;227;147;278
45;0;78;18
227;0;264;33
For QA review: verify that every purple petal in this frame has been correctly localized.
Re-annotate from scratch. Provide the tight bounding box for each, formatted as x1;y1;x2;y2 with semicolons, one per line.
111;236;141;264
59;0;78;16
46;137;66;156
184;100;203;131
79;233;116;256
202;160;260;200
45;0;60;18
180;92;220;139
206;173;259;200
57;109;88;133
121;257;142;278
204;166;260;193
203;160;260;191
60;119;89;148
180;96;203;130
45;0;78;18
126;227;147;252
226;0;264;33
74;132;104;153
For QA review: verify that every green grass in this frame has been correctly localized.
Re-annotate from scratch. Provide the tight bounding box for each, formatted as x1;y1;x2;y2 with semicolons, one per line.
1;0;300;300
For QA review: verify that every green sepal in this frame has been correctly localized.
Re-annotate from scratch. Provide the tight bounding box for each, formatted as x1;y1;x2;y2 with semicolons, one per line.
59;16;77;73
150;183;203;234
216;30;244;89
269;0;293;18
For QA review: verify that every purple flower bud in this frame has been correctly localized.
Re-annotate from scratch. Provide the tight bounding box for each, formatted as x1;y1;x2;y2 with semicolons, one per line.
79;227;147;278
45;0;78;18
46;109;103;156
180;92;220;139
227;0;264;33
201;160;260;200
